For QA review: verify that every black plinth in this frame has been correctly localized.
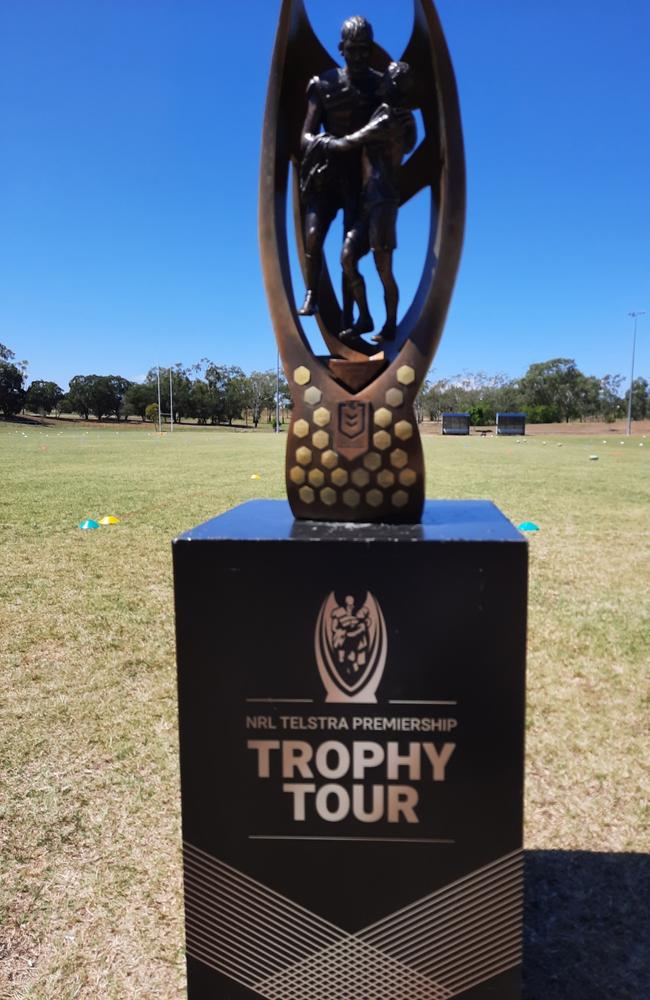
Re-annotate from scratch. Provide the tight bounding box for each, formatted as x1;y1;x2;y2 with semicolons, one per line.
173;500;528;1000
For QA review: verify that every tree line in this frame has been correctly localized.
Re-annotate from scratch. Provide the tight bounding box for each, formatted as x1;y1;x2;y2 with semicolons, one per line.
1;342;648;425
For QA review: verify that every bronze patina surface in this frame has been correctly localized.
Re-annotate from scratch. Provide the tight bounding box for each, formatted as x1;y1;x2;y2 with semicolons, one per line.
260;0;465;522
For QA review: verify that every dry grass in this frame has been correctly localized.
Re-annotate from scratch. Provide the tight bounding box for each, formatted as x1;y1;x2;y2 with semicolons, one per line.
1;422;648;998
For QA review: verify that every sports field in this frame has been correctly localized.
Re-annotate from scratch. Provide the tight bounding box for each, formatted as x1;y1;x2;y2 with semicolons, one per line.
1;422;648;998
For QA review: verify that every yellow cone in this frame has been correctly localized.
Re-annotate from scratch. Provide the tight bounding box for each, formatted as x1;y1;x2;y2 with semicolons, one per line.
99;515;120;525
250;474;261;480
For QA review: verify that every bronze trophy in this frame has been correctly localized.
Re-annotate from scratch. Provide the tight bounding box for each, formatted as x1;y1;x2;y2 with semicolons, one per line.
260;0;465;522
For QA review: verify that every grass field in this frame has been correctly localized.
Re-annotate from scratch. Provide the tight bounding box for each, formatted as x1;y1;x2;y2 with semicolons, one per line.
1;422;648;999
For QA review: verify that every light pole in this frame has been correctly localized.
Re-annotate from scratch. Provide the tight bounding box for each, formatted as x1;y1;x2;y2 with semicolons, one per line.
157;366;162;434
276;350;281;433
626;311;645;436
169;367;174;433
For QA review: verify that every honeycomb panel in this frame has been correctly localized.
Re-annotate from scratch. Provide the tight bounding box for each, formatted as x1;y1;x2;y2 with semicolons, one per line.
313;407;331;427
374;407;393;428
386;387;404;407
391;490;409;508
304;386;322;406
320;487;337;507
351;469;370;488
377;470;395;488
366;489;383;508
294;366;311;386
296;447;312;466
308;469;325;488
289;466;306;486
294;419;310;439
299;485;315;504
363;452;382;472
343;489;361;508
373;430;391;451
331;468;349;487
394;420;413;441
390;448;408;469
312;430;329;450
321;450;338;470
399;469;417;487
397;365;415;386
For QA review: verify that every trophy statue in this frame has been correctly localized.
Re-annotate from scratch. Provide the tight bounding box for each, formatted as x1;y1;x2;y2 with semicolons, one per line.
260;0;465;522
173;6;527;999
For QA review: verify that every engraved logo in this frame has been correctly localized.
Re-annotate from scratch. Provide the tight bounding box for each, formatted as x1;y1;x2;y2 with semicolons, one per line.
339;401;367;439
315;591;388;703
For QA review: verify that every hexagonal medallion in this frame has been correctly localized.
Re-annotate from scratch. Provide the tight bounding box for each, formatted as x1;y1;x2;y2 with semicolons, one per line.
363;452;382;472
343;488;361;508
391;490;409;508
320;487;337;507
399;468;417;487
395;420;413;441
294;366;311;386
313;406;331;428
312;430;329;450
304;386;322;406
390;448;408;469
299;485;315;504
331;468;349;487
296;446;312;466
308;468;325;488
374;407;393;428
321;450;338;470
397;365;415;386
294;418;310;439
366;489;383;508
373;430;391;451
351;468;370;488
377;469;395;488
386;387;404;408
289;466;306;485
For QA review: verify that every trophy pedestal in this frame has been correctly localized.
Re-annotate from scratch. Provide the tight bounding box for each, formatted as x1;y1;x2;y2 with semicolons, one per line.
173;500;527;1000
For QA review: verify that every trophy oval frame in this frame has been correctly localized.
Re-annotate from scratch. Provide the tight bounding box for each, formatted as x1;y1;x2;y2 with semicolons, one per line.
259;0;466;522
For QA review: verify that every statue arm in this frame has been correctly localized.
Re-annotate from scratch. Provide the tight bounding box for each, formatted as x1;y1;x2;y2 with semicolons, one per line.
328;113;390;154
301;85;323;153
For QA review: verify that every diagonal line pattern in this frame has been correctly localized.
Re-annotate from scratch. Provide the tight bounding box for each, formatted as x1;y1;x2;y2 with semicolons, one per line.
182;841;523;999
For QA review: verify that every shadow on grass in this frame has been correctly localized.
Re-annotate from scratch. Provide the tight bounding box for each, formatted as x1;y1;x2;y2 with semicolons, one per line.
524;850;649;999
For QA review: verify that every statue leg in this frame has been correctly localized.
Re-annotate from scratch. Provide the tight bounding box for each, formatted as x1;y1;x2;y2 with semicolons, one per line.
372;250;398;342
298;205;336;316
339;235;374;342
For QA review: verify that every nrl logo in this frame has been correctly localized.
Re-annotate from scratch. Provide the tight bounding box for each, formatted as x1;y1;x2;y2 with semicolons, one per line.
315;592;388;703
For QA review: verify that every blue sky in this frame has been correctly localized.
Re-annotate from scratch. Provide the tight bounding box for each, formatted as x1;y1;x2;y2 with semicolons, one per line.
1;0;648;390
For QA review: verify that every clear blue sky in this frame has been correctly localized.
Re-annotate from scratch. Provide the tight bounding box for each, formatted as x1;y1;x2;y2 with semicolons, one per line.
1;0;648;390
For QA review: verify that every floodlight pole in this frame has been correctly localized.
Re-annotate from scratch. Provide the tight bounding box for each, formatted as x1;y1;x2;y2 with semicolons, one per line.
157;366;162;434
169;367;174;433
276;350;281;434
626;311;645;436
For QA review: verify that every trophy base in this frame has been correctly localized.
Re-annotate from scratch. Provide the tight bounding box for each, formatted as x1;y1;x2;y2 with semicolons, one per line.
173;500;527;1000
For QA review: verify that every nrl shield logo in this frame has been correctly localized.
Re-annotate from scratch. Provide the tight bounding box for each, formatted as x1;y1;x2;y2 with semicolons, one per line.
315;592;388;703
339;401;367;439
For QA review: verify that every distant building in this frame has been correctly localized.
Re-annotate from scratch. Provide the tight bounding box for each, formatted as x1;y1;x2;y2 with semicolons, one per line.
496;412;526;436
442;412;470;436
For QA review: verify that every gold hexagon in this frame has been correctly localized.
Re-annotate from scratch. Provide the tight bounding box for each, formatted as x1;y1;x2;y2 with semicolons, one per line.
392;490;409;508
374;407;393;428
313;406;331;428
377;469;395;488
386;387;404;408
390;448;408;469
289;466;306;486
308;468;325;488
363;451;382;472
343;488;361;508
395;420;413;441
320;487;337;507
366;489;383;508
352;468;370;488
331;468;349;487
304;386;322;406
312;430;329;450
294;418;310;439
321;450;338;470
373;430;391;451
397;365;415;386
299;485;315;504
399;468;417;487
296;446;312;466
294;366;311;386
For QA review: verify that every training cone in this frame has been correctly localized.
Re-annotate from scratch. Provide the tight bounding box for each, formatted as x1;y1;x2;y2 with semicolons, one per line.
99;515;120;524
518;521;539;533
79;519;100;530
589;455;599;461
250;474;261;480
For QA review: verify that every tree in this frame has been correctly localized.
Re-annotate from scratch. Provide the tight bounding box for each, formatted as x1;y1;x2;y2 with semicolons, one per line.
204;363;248;424
599;374;625;422
122;381;157;421
247;371;276;427
0;361;25;417
519;358;582;422
625;377;649;421
25;380;64;415
189;379;216;424
67;374;131;420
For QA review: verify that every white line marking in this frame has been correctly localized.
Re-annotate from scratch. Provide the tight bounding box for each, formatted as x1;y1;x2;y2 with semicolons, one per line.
248;835;455;844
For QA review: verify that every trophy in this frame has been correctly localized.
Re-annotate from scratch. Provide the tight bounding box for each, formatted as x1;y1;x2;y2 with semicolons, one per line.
260;0;465;522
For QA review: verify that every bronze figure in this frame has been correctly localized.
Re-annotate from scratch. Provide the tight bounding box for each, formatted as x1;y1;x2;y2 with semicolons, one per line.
260;0;465;523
